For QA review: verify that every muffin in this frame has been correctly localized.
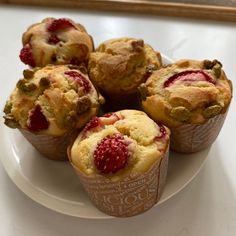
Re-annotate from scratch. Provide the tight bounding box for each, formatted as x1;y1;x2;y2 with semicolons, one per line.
19;17;94;67
140;59;232;153
88;37;162;110
3;64;103;160
68;110;170;217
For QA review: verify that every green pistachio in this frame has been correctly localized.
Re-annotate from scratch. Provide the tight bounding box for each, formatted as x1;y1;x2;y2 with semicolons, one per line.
3;102;12;114
76;96;91;114
146;64;157;74
138;83;148;101
203;60;214;69
4;115;20;128
63;111;77;128
203;105;222;118
39;77;50;88
170;106;191;122
16;79;37;93
213;59;222;67
212;64;222;78
203;59;222;70
23;69;34;79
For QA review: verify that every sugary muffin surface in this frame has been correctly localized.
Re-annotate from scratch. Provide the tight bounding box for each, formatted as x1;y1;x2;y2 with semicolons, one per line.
88;37;162;95
19;17;94;67
70;110;170;181
140;59;232;127
4;65;101;136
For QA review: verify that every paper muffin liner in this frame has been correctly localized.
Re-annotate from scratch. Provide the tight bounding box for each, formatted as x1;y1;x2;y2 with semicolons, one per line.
69;147;169;217
170;112;228;153
20;129;79;161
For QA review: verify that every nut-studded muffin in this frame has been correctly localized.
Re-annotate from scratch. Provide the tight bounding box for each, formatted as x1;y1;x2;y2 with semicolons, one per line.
88;37;162;110
19;17;94;67
3;64;103;160
140;59;232;153
68;110;170;217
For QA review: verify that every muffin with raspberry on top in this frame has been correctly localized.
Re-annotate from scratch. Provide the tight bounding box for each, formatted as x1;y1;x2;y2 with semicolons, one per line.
140;59;232;153
19;17;94;67
3;64;103;160
68;110;170;217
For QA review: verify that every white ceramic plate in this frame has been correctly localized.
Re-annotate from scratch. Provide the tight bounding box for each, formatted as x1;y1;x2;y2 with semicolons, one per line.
0;55;209;219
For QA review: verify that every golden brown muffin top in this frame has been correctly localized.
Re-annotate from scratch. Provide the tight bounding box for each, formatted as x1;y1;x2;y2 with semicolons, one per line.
88;37;162;95
4;64;103;136
20;17;94;67
69;110;170;181
140;59;232;127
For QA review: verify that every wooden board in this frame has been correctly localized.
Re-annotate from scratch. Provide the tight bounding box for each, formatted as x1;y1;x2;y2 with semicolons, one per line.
1;0;236;22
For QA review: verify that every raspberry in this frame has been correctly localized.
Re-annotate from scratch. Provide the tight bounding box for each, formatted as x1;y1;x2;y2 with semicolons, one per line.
47;18;75;32
27;105;49;132
48;34;60;44
64;71;91;93
83;117;100;133
93;134;129;174
155;124;166;139
164;70;215;88
19;43;35;67
82;113;121;139
102;113;117;118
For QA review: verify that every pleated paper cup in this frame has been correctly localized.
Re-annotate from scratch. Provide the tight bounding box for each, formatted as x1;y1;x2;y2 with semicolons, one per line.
170;112;228;153
68;146;169;217
20;129;78;161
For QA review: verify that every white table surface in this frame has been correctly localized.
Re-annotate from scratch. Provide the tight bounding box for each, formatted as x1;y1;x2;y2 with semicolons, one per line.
0;4;236;236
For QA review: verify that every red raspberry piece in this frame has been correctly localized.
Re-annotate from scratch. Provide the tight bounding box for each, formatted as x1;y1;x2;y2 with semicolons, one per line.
93;133;129;174
19;43;35;67
65;71;91;93
82;113;121;139
47;18;75;32
83;117;100;133
27;105;49;132
155;124;166;139
48;34;60;44
164;70;215;88
102;113;117;118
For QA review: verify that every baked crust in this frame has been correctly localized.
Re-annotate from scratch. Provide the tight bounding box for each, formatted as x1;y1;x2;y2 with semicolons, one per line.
88;37;162;96
70;110;170;180
140;59;232;127
21;17;94;67
4;65;102;136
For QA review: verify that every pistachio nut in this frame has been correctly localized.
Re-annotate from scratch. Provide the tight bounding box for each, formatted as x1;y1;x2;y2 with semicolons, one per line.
138;83;148;101
146;64;157;74
212;64;221;78
203;59;222;70
3;102;12;114
63;111;77;128
4;115;20;128
203;104;222;118
170;106;191;122
16;79;37;93
76;96;91;114
23;69;34;79
39;77;50;88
